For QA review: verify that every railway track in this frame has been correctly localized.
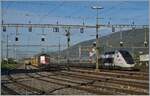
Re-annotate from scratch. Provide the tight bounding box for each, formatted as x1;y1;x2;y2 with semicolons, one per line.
37;72;148;95
1;84;20;95
70;68;149;80
60;70;149;89
4;65;148;95
71;67;149;76
25;68;114;95
3;69;47;95
26;65;148;95
26;74;113;95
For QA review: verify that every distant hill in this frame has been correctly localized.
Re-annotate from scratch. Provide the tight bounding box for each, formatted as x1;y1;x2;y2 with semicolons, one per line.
49;28;149;58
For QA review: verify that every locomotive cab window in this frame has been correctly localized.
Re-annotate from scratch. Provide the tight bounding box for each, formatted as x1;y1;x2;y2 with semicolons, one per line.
119;50;134;64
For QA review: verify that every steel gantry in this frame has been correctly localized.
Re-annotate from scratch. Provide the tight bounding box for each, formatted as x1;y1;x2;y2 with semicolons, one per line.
1;23;149;71
1;23;148;29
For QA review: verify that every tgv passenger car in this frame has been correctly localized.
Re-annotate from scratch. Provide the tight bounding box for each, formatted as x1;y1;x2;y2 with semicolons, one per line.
100;50;135;70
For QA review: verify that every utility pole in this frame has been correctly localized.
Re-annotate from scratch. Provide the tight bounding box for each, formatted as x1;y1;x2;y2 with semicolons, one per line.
65;27;71;70
6;34;9;62
144;28;148;47
92;6;103;72
1;10;4;62
79;45;81;63
58;37;61;64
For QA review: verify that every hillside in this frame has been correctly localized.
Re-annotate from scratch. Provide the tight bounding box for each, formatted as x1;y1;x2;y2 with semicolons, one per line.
50;28;149;58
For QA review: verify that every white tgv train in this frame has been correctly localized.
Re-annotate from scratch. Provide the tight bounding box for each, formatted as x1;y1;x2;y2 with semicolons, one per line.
100;50;135;69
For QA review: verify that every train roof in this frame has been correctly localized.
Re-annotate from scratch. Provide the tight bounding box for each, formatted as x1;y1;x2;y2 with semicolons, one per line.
104;51;115;54
104;50;129;54
36;53;50;57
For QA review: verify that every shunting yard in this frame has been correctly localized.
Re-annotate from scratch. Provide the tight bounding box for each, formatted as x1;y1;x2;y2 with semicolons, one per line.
1;65;149;95
1;1;149;95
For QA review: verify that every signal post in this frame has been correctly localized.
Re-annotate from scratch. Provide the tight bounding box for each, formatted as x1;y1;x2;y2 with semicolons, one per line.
91;6;103;72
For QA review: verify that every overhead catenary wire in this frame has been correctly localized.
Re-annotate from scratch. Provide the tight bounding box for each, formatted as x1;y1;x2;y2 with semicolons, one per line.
101;1;127;15
38;1;65;23
1;1;149;60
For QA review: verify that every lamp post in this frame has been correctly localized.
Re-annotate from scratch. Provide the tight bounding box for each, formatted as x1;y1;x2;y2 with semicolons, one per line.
91;6;103;72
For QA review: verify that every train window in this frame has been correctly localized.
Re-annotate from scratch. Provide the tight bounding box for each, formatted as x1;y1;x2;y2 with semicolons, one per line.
104;58;113;63
119;50;134;64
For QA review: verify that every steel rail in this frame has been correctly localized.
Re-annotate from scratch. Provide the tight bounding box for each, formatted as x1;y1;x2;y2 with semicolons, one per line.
26;66;148;95
60;71;149;89
7;72;46;95
1;84;20;95
70;68;149;80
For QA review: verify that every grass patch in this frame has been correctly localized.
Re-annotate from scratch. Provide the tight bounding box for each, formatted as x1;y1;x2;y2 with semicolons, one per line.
1;63;18;70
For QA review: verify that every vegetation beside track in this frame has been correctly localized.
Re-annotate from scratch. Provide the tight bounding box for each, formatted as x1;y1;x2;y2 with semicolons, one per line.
1;58;18;70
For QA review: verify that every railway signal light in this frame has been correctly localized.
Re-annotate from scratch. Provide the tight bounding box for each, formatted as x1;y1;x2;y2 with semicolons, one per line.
120;41;123;47
41;35;45;42
132;21;135;30
112;27;115;32
65;30;70;36
15;37;19;41
108;21;110;25
29;26;32;32
93;42;96;47
41;36;45;41
3;26;6;32
68;38;70;42
80;27;84;33
28;21;32;32
144;41;148;47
